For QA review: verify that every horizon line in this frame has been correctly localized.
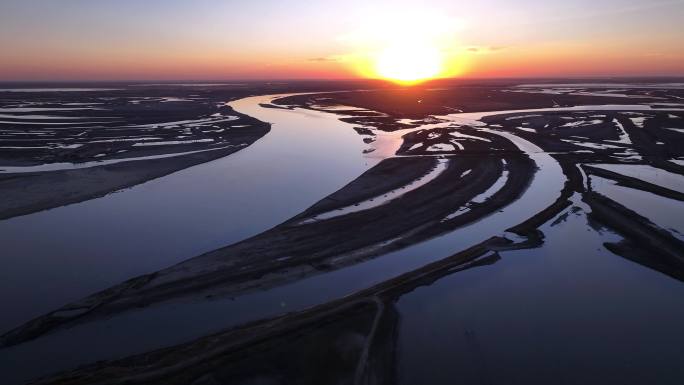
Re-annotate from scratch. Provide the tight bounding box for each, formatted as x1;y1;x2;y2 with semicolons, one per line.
1;75;684;84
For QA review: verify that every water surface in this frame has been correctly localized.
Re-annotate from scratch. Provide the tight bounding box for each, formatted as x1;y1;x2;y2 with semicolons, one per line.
0;94;374;333
397;202;684;385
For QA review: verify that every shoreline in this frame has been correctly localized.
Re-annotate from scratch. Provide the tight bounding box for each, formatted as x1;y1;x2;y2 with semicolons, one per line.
3;82;684;384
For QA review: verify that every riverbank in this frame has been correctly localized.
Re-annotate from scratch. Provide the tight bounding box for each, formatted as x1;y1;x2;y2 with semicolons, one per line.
3;82;684;385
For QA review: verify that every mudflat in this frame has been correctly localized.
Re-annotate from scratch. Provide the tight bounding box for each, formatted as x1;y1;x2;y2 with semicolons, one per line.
2;80;684;385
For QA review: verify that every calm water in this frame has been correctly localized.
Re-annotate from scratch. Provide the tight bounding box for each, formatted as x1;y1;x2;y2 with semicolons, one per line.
397;199;684;385
2;96;684;384
0;95;375;332
0;101;569;384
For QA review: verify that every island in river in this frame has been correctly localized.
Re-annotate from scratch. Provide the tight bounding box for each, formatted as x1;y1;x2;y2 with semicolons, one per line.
1;79;684;385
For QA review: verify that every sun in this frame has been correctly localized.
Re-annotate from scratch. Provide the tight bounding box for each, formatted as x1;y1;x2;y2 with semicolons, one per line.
374;42;443;85
341;8;463;85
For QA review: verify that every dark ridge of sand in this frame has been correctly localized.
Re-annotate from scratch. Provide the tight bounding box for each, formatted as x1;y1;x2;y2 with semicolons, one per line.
2;85;680;224
273;87;661;122
275;89;684;279
32;292;403;385
5;86;684;350
0;94;256;166
582;165;684;201
28;246;502;385
0;144;252;221
292;156;437;218
29;299;401;385
1;144;535;347
38;190;684;385
604;239;684;283
614;114;684;175
397;125;520;155
0;81;472;221
0;80;412;220
30;175;684;385
27;166;684;385
5;84;684;384
0;94;271;220
584;191;684;269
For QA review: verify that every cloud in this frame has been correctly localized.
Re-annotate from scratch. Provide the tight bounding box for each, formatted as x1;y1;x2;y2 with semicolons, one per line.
465;46;508;54
307;57;339;62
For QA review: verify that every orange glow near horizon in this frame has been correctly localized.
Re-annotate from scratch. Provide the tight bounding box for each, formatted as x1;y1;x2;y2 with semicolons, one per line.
0;2;682;81
339;8;468;85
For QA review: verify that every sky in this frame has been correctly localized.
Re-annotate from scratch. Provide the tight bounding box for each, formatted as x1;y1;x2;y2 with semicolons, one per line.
1;0;683;81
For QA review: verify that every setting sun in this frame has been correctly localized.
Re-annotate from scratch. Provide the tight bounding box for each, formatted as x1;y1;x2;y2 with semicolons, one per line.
374;41;443;84
340;8;465;85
